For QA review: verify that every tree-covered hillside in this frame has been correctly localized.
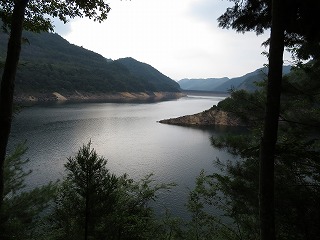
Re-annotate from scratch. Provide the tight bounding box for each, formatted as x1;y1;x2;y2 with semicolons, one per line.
0;31;180;95
116;57;180;92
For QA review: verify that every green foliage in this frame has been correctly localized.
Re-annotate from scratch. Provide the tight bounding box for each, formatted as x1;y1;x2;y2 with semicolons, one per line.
0;142;57;240
210;128;319;240
49;142;176;240
186;168;260;240
280;62;320;131
0;0;110;33
217;89;266;126
48;142;117;239
106;173;174;240
187;62;320;239
218;0;320;61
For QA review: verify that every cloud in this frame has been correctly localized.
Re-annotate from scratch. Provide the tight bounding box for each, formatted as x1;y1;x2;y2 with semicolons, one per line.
188;0;232;28
52;18;72;35
57;0;283;80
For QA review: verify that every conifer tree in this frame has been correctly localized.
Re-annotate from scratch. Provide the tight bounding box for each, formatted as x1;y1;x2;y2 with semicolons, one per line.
0;142;56;239
187;63;320;239
50;142;175;240
51;142;117;240
218;1;320;239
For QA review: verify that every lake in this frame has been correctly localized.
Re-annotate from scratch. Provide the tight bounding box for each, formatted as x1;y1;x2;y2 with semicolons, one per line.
8;94;237;218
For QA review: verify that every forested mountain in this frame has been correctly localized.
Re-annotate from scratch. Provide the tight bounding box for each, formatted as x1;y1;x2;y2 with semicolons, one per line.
178;66;291;92
116;57;180;92
0;31;180;96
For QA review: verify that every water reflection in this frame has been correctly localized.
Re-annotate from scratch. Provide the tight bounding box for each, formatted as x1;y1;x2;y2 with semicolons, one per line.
9;96;238;217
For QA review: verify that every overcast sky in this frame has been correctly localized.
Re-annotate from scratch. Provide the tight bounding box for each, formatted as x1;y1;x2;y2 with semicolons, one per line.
54;0;291;80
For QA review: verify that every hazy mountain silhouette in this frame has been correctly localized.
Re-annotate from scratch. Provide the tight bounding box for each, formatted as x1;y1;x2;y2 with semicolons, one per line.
178;66;291;92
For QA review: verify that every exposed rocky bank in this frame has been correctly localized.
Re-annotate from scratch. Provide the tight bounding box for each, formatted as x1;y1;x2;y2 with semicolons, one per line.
14;91;185;103
159;106;244;127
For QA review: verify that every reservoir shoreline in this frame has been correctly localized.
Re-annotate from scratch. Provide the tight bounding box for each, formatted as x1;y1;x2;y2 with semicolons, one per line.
13;91;186;104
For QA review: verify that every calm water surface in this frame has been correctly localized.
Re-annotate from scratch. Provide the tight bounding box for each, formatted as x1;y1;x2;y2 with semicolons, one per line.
9;95;237;217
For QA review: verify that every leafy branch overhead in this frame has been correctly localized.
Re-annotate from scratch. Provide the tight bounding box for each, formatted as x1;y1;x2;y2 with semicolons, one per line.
0;0;111;33
218;0;320;60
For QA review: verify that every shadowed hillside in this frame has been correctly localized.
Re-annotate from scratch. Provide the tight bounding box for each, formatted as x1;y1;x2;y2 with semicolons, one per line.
0;31;180;99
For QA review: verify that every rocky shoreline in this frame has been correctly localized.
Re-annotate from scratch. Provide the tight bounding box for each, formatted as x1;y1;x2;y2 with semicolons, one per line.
159;106;244;127
14;91;185;103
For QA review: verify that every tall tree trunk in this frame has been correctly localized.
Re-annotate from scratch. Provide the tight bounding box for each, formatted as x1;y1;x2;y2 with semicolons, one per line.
85;192;89;240
259;0;285;240
0;0;28;209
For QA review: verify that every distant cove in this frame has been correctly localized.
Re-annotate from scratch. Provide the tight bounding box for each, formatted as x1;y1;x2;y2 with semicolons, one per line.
9;95;238;217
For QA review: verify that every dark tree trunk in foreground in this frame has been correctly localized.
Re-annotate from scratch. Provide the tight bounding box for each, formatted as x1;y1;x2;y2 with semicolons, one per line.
85;190;90;240
0;0;28;209
259;0;285;240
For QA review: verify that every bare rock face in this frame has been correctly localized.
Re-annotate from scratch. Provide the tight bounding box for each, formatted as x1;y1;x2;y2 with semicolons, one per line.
159;106;244;127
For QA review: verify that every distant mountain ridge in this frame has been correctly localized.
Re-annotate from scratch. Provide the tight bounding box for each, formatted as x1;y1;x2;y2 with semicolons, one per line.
178;66;291;92
178;77;229;91
0;31;180;101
